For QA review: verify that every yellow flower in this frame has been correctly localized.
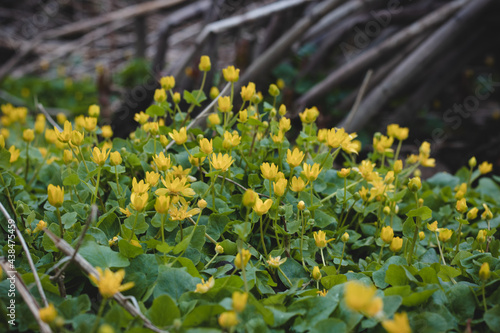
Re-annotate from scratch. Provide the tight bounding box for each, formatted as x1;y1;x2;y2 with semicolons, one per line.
130;192;148;211
48;184;64;208
290;176;306;192
23;129;34;143
119;207;132;217
467;207;478;220
268;84;280;97
267;255;286;268
387;124;409;141
242;189;257;207
8;146;20;163
39;303;57;323
278;104;287;116
223;131;241;149
341;232;350;243
169;204;201;221
134;111;150;124
271;131;284;143
297;201;306;210
338;168;351;178
317;289;328;297
0;134;4;149
57;120;72;143
207;113;221;127
312;266;322;281
419;231;425;240
302;163;322;182
199;138;213;155
195;276;214;293
456;198;468;214
101;125;113;139
479;161;493;174
199;55;211;72
44;129;56;144
109;151;122;166
153;152;172;171
373;135;394;154
63;149;73;164
89;267;134;298
239;109;248;122
156;174;195;198
70;130;84;146
438;228;453;242
169;127;188;145
427;221;438;232
381;226;394;244
34;116;45;134
359;160;377;181
33;220;47;233
253;198;273;216
210;86;220;99
408;177;422;192
91;147;110;166
145;171;160;187
344;281;383;317
261;162;279;180
154;89;167;103
394;160;403;173
218;311;239;329
482;203;493;220
218;96;232;113
479;262;490;281
382;312;412;333
232;291;248;313
159;135;169;147
109;236;118;246
173;92;181;104
215;243;224;254
299;106;319;124
234;249;251;269
56;112;67;125
359;186;369;201
160;75;175;90
279;117;291;133
210;153;234;172
313;230;332;249
286;148;304;169
222;65;240;82
390;237;403;252
88;104;100;117
274;178;287;197
241;82;256;101
132;178;150;194
198;199;207;209
477;229;487;243
83;116;97;132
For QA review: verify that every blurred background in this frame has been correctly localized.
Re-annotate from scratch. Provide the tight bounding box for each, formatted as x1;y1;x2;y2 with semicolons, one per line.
1;0;499;176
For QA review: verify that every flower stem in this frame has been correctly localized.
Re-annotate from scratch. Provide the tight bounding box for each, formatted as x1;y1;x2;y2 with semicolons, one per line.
278;266;292;287
260;215;268;257
337;242;346;274
56;207;64;239
378;243;385;265
128;211;139;242
482;282;487;312
320;248;326;266
92;166;102;206
24;143;29;181
90;298;108;333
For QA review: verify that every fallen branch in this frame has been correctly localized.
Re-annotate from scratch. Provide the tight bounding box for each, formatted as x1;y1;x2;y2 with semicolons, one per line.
339;0;492;131
0;259;52;333
294;0;469;113
0;201;49;308
343;69;373;129
43;229;167;333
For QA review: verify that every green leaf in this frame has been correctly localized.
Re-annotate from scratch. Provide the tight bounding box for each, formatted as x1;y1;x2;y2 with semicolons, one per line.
385;265;408;286
219;239;238;255
58;295;91;320
484;304;500;333
321;274;346;289
147;294;180;328
79;240;129;268
438;265;460;282
447;283;476;321
0;150;11;169
118;239;143;258
63;173;80;186
407;206;433;220
418;266;440;284
183;90;206;106
289;294;340;332
182;304;225;327
145;104;165;117
310;318;347;333
410;312;449;333
125;254;159;300
402;217;416;238
153;266;199;300
61;212;78;229
402;288;437;306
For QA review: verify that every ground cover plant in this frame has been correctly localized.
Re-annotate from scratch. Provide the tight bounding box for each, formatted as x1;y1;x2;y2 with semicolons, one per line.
1;57;500;333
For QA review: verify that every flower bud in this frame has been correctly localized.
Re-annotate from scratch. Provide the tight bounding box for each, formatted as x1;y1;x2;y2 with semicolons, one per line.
210;86;220;100
242;189;257;207
232;291;248;313
215;243;224;254
199;55;211;72
279;104;287;116
341;232;350;243
419;231;425;241
109;151;122;166
393;160;403;174
389;237;403;252
477;230;487;243
380;226;394;244
198;199;207;209
467;207;478;220
268;84;280;97
456;198;468;214
479;262;490;281
408;177;421;192
312;266;322;281
297;201;305;211
383;206;391;215
173;92;181;104
469;156;477;168
23;129;34;143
